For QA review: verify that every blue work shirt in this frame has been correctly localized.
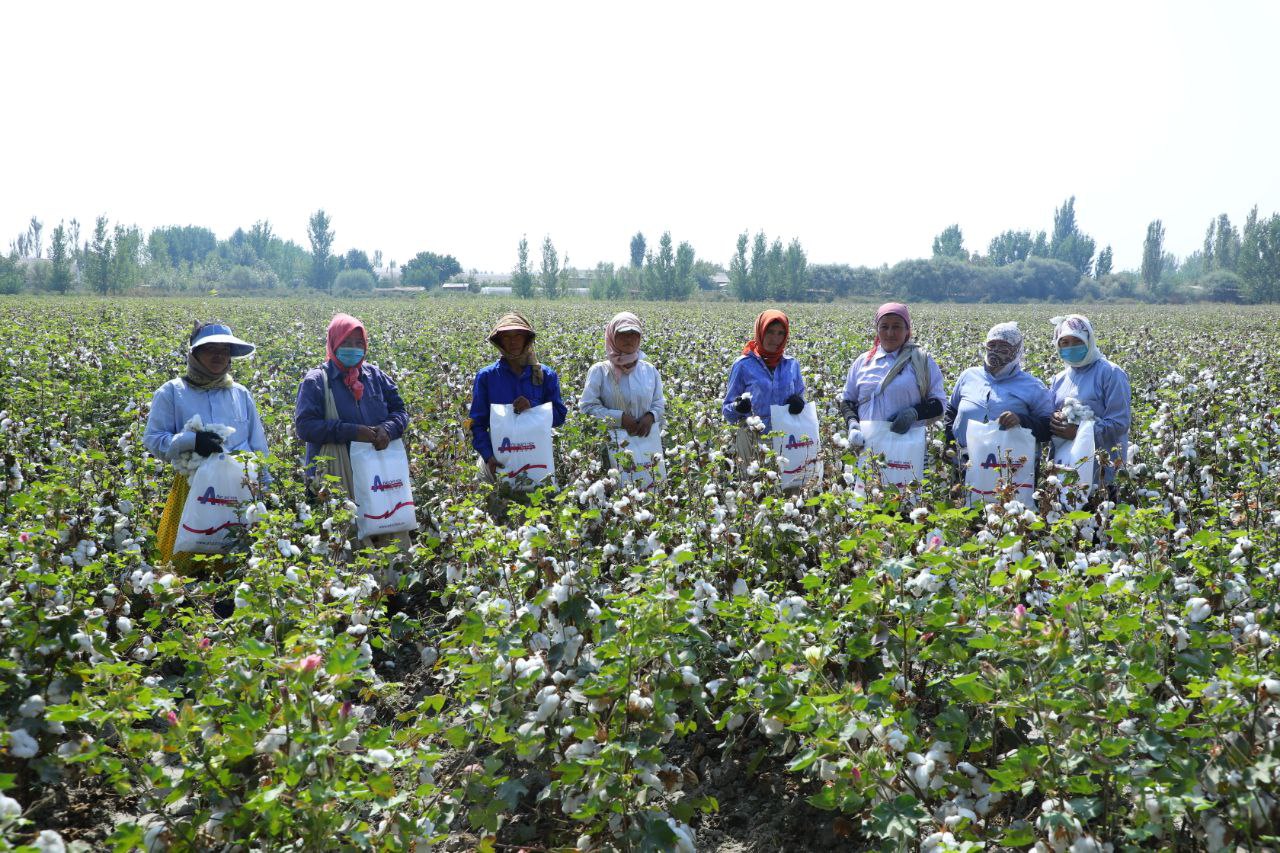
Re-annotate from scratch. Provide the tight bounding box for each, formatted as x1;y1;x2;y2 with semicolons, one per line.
721;353;805;432
946;366;1054;449
295;361;409;465
842;347;946;426
469;360;568;461
144;378;271;481
1050;357;1131;482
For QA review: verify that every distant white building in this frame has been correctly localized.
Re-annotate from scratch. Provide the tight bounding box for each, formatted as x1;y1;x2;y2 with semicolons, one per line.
480;286;513;296
713;273;731;290
440;282;470;292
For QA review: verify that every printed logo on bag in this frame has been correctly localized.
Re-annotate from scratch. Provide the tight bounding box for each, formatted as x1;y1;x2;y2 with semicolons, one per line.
497;436;536;453
196;486;239;507
504;463;549;478
884;460;914;471
370;475;404;492
785;434;814;449
980;453;1027;470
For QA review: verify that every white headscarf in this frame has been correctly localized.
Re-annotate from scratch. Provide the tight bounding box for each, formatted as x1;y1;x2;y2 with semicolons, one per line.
1050;314;1102;369
983;321;1024;379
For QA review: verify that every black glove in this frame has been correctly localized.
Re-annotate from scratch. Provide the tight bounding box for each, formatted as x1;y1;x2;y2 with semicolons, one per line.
890;407;918;434
786;394;805;415
733;396;752;414
194;430;223;457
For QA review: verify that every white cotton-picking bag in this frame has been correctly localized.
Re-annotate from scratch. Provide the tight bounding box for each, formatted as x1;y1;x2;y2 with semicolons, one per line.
769;402;822;490
491;402;556;491
174;454;256;554
1052;419;1096;505
608;428;666;491
965;421;1036;508
349;439;419;540
856;420;927;491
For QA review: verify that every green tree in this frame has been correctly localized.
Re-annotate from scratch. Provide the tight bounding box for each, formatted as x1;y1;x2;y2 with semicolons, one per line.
783;238;808;301
630;232;646;268
343;249;374;274
987;230;1033;266
1094;245;1113;278
87;215;113;294
674;240;696;300
1212;213;1240;272
1030;230;1049;257
0;254;23;294
1238;207;1280;302
729;233;750;301
110;224;143;291
645;232;676;299
1141;219;1166;296
48;222;72;293
748;232;768;301
307;209;335;291
932;224;967;260
540;235;560;299
248;220;275;259
512;236;535;298
333;268;376;295
1049;196;1096;276
401;251;460;287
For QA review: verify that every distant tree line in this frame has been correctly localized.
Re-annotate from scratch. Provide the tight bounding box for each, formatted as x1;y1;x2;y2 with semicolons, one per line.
5;198;1280;302
0;209;460;298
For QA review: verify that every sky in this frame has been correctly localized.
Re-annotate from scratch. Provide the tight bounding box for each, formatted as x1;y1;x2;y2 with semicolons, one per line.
4;1;1279;274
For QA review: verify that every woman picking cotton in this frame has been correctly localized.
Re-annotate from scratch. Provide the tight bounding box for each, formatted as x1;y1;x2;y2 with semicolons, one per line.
579;312;666;481
145;321;269;565
469;311;567;485
294;313;413;550
839;302;946;443
722;309;806;466
1047;314;1132;500
944;321;1053;477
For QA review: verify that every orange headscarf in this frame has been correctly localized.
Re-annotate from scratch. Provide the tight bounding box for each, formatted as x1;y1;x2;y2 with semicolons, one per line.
742;309;789;369
326;313;367;402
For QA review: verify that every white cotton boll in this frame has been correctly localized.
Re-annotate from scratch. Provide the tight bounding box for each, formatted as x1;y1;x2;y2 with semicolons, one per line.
34;830;66;853
0;793;21;820
18;695;46;718
760;716;785;737
8;728;39;759
365;749;395;768
666;818;696;853
1186;597;1212;623
533;687;561;722
255;727;288;754
726;713;744;731
1260;678;1280;697
679;666;701;687
886;729;908;752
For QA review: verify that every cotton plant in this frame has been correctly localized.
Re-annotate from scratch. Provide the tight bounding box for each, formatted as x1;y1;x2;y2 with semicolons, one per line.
168;414;236;477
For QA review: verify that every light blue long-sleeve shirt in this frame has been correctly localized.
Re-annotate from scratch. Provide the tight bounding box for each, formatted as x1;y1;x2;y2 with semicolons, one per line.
721;353;805;432
143;378;269;462
946;366;1054;449
842;348;946;427
1050;357;1131;482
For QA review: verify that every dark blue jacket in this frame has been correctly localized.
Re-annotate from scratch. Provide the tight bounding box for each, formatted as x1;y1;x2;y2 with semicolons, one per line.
295;361;409;465
469;360;567;461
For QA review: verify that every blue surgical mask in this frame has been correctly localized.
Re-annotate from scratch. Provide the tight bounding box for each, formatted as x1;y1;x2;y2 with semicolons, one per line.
335;346;365;368
1059;344;1089;364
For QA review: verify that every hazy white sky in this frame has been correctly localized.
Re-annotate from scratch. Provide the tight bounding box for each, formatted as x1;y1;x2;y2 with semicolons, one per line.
5;1;1278;274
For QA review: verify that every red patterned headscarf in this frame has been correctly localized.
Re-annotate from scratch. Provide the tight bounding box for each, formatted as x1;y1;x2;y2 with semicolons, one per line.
326;313;367;402
743;309;789;369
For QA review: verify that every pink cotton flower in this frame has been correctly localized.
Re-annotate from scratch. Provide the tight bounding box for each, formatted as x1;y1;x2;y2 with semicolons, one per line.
198;637;212;651
298;654;322;672
166;711;179;726
1012;604;1028;630
18;532;32;544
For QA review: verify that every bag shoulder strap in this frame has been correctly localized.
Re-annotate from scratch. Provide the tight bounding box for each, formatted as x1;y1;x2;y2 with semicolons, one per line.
321;368;339;420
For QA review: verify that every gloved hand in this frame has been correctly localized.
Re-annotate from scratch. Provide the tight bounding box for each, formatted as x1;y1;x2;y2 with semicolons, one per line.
997;411;1022;431
847;426;866;449
890;406;918;434
786;394;805;415
733;396;752;414
194;430;223;457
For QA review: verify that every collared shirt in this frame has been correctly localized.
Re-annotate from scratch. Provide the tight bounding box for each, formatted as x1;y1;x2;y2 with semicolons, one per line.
946;366;1054;448
721;353;805;431
842;347;946;427
1050;357;1131;481
144;378;269;461
579;360;666;427
294;361;409;465
469;360;568;460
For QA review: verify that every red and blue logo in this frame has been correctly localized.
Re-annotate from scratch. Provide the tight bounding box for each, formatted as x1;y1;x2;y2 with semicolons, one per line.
980;453;1026;471
371;475;403;492
196;486;238;507
785;434;813;450
498;437;536;453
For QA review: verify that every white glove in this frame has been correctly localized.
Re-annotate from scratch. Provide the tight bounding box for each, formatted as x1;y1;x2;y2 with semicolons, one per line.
847;426;866;450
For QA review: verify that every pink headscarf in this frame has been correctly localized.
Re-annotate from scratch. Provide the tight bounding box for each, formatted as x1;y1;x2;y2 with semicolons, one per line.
605;311;643;380
326;313;367;402
864;302;912;363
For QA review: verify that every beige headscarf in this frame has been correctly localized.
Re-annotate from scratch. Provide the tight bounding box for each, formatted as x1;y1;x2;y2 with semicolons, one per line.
488;311;543;385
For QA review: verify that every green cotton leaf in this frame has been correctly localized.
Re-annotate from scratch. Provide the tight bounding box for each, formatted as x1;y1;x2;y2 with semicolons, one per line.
326;640;361;676
1084;581;1109;600
1000;827;1036;846
967;634;1000;649
786;748;821;772
951;672;995;703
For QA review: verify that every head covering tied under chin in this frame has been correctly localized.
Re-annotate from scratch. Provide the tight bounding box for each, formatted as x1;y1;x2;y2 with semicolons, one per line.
864;302;913;363
489;311;543;385
743;309;789;369
1050;314;1102;369
326;313;367;402
604;311;643;381
984;321;1025;379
